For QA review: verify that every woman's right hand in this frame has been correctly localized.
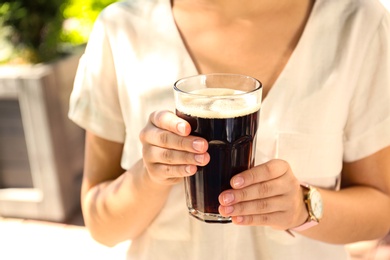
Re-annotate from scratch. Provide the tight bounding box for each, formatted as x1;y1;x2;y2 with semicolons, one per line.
139;110;210;185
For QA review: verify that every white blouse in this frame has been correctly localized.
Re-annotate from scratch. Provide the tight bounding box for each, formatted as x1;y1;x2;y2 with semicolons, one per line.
69;0;390;259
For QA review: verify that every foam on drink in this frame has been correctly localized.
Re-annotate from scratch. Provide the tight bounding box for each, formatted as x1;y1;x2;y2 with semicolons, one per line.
175;88;261;119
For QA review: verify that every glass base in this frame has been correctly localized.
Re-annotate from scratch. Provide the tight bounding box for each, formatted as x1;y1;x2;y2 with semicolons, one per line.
188;208;232;224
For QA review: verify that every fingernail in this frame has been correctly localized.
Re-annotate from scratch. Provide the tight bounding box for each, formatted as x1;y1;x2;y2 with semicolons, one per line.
177;122;186;135
194;154;204;164
236;216;244;223
233;176;244;188
192;140;204;152
224;206;234;214
222;193;234;204
185;165;194;174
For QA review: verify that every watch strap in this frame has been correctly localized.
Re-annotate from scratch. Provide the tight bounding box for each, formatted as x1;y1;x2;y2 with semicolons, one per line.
291;183;320;232
291;218;318;231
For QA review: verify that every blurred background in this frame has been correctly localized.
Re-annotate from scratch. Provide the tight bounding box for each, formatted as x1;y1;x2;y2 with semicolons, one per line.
0;1;130;259
0;0;117;64
0;0;389;259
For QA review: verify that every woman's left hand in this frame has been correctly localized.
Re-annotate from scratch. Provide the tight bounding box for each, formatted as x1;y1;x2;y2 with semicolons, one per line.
218;159;309;231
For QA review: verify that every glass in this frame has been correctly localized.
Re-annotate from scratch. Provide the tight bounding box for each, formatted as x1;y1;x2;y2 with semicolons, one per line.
173;73;262;223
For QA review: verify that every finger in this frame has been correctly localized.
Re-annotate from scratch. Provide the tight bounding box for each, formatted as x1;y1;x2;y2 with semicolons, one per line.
147;163;198;182
230;159;290;189
149;110;191;136
140;126;208;154
143;145;210;166
230;211;295;230
219;196;283;217
219;179;287;206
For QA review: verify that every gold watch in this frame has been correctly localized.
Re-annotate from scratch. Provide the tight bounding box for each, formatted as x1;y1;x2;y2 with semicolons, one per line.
292;183;323;231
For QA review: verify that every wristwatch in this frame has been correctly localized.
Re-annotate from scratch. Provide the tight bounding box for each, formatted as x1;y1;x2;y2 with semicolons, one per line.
291;183;323;232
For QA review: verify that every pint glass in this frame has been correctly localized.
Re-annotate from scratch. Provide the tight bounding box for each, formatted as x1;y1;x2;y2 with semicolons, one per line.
174;73;262;223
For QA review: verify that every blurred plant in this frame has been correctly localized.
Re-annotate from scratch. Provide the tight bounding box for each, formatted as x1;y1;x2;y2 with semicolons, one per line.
0;0;68;64
61;0;117;46
0;0;117;64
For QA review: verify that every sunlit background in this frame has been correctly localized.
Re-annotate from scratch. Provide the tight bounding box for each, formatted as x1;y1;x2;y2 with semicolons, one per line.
0;0;389;259
0;1;126;259
0;0;117;64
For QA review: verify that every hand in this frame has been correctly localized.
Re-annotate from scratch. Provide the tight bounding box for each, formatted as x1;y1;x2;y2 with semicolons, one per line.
218;159;308;230
139;110;210;185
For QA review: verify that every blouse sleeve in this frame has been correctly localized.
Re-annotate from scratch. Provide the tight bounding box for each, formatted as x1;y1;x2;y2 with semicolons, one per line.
68;11;125;143
343;13;390;162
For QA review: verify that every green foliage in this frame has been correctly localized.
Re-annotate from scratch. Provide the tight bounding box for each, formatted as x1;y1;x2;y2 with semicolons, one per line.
61;0;117;46
0;0;68;63
0;0;117;64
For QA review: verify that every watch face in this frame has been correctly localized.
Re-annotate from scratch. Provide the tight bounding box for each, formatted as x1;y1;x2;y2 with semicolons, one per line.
310;189;323;219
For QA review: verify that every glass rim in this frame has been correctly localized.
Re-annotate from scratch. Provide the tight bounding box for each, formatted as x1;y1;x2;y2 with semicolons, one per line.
173;73;262;97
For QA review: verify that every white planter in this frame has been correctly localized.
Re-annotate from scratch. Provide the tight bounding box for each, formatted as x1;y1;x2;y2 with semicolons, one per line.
0;49;85;222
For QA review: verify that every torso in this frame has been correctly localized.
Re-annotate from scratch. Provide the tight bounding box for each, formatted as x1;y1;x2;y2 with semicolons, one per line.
172;0;314;98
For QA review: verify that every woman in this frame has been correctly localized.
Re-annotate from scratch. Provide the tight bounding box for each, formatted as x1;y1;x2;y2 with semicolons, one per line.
69;0;390;259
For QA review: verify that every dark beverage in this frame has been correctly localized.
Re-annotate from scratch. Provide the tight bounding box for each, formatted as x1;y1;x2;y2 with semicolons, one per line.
177;109;260;223
173;74;262;223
